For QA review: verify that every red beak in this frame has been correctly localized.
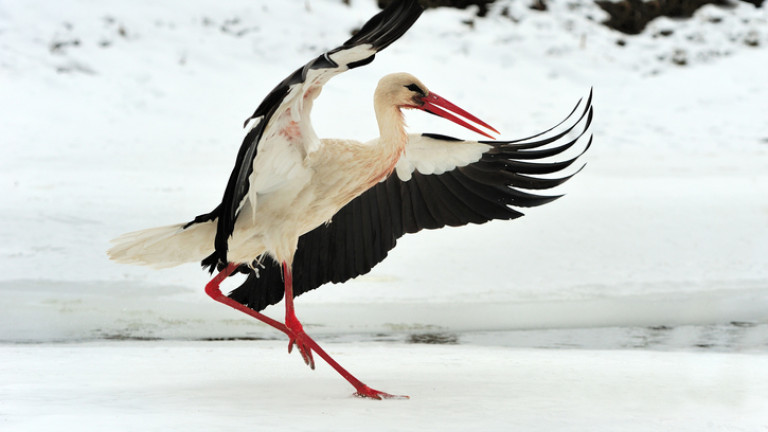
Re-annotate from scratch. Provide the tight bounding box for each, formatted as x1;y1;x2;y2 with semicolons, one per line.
416;92;499;140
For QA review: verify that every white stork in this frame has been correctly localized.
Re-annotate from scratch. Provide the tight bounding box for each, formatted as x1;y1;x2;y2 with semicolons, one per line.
109;0;593;399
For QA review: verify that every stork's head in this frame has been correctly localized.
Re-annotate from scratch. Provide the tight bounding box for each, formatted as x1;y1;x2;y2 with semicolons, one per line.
376;72;499;139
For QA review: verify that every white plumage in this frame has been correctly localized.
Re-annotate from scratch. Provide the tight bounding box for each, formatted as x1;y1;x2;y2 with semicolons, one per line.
394;134;491;180
110;72;478;267
106;0;593;399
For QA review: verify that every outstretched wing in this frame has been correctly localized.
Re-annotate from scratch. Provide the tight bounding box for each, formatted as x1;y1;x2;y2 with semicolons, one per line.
192;0;424;265
227;92;594;312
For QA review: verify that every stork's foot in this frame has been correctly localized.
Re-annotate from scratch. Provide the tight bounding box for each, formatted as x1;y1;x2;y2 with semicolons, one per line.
287;331;315;370
353;385;409;400
285;315;315;370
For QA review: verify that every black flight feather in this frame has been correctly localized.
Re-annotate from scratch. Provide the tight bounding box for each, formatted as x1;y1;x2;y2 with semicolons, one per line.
227;93;594;312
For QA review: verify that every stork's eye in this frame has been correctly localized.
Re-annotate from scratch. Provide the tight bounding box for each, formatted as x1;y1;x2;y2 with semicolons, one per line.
405;83;426;96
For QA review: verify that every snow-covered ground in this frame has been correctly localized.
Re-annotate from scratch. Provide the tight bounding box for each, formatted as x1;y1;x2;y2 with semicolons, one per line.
4;340;768;432
1;0;767;430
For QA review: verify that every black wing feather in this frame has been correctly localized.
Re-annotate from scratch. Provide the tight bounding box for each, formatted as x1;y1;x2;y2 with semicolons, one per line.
227;94;594;311
206;0;423;265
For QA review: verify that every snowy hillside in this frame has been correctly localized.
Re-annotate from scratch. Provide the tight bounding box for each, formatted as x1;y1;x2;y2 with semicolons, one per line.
2;0;766;339
1;0;767;429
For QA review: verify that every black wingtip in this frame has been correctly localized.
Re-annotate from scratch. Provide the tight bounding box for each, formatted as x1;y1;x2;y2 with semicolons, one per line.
479;88;594;149
343;0;423;51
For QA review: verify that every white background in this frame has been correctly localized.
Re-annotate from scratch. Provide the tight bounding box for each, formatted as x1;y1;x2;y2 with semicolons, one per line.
1;0;767;430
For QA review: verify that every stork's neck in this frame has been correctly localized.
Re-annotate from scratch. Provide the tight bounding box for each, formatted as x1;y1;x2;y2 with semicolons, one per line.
374;103;408;156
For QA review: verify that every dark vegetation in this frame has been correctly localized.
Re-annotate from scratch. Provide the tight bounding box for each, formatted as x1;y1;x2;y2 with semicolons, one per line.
594;0;764;34
379;0;498;16
378;0;765;33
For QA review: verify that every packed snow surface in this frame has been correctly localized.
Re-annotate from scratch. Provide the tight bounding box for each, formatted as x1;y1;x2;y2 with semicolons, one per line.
4;341;768;432
1;0;767;430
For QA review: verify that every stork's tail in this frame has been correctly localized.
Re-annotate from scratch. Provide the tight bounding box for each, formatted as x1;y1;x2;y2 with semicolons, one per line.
107;219;216;269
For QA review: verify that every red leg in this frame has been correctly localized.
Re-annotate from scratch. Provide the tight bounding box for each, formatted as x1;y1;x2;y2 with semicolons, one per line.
281;262;315;369
279;261;407;400
204;263;288;333
205;262;407;400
